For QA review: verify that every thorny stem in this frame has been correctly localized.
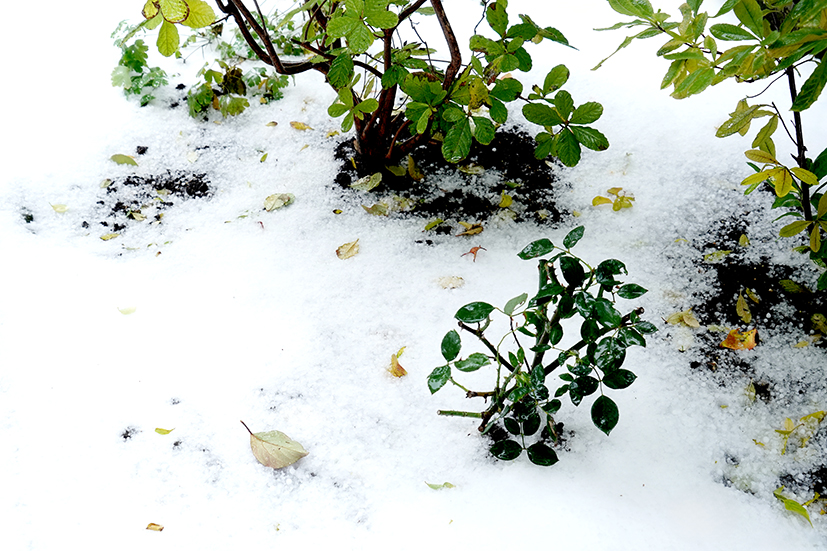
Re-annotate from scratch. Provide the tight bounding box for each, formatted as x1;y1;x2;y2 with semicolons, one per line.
786;66;812;221
457;321;515;372
437;410;483;418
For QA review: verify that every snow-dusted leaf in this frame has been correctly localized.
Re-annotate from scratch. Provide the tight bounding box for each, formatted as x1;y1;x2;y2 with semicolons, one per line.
425;481;455;489
146;523;164;531
721;328;757;350
351;172;382;191
50;204;68;213
118;306;137;315
290;121;314;130
187;151;198;163
241;420;308;469
458;163;484;175
665;308;700;328
437;276;465;289
155;427;174;435
111;154;138;166
703;250;732;263
362;203;389;216
745;288;760;303
336;239;360;259
745;381;756;402
773;487;813;526
425;219;444;231
499;192;513;208
739;234;750;247
779;279;809;293
264;193;295;211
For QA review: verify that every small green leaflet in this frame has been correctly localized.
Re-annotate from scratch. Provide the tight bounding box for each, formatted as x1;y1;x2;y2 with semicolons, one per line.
111;154;138;166
425;481;455;489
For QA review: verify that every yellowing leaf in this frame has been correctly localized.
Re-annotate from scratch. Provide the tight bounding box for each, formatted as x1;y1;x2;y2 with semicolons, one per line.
264;193;295;211
812;313;827;333
155;428;174;435
744;149;778;165
607;187;623;196
159;0;189;23
362;203;389;216
336;239;360;259
739;234;750;247
290;121;313;130
746;381;756;402
241;420;308;469
424;219;444;231
704;250;732;263
157;19;180;57
592;196;613;206
101;233;120;241
260;153;268;162
407;155;425;180
326;130;340;138
793;340;810;348
666;308;701;328
458;163;484;175
388;353;407;377
779;279;809;293
181;0;215;28
499;192;513;208
51;203;68;213
111;154;138;166
437;276;465;289
266;121;279;127
791;167;819;187
142;0;159;19
780;220;811;238
456;222;484;236
118;306;137;315
721;328;757;350
425;482;456;490
745;288;760;303
100;179;113;188
146;523;164;532
773;487;813;527
736;292;752;324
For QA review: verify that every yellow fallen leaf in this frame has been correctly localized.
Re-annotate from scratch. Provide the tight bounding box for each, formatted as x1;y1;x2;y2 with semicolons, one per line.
155;428;174;435
499;192;513;208
458;163;484;175
187;151;198;163
100;179;113;188
118;306;137;315
111;154;138;166
793;340;810;348
290;121;313;130
351;173;382;191
607;187;623;195
745;288;760;303
721;328;757;350
388;353;407;377
407;155;425;180
704;250;732;263
736;292;752;323
51;204;68;213
264;193;295;211
812;313;827;333
739;234;750;247
665;308;700;328
456;222;483;236
336;239;360;259
241;420;308;469
146;523;164;532
260;153;268;162
426;482;456;490
101;233;120;241
266;121;278;127
592;196;613;206
362;203;389;216
325;130;340;138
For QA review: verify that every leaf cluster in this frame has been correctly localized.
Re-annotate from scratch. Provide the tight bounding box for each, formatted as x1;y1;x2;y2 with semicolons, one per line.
111;36;169;106
429;226;656;465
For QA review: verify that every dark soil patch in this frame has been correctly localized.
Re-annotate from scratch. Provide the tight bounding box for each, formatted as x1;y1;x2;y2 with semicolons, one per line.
87;170;212;234
332;129;565;229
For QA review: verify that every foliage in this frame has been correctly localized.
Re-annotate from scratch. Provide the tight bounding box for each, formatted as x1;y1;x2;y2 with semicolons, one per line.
125;0;608;170
110;30;169;106
429;226;655;465
597;0;827;289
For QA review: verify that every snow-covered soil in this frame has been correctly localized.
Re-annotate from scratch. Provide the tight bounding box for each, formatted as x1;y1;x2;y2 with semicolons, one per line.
2;1;827;549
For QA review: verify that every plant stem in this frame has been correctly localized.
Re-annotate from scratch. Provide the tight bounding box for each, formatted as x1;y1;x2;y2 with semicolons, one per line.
437;410;483;418
457;321;515;372
786;66;812;221
240;420;254;435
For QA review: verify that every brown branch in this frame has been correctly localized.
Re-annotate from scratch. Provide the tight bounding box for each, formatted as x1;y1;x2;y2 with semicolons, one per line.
786;66;812;221
429;0;462;90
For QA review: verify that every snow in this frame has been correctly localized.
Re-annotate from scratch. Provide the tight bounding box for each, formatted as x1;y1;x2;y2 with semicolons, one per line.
2;1;827;549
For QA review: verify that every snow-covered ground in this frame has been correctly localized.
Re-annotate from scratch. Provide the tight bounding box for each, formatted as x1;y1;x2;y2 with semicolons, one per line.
2;1;827;549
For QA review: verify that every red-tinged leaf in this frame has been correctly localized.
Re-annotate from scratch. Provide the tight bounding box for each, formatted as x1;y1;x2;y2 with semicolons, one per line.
721;328;758;350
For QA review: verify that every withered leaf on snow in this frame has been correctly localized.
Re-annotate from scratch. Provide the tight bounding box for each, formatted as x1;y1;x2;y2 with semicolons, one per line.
388;349;407;378
456;221;483;236
155;428;174;435
241;420;308;469
264;193;295;211
118;306;137;315
266;121;278;127
290;121;313;131
336;239;360;259
721;328;758;350
146;523;164;532
425;481;455;489
437;276;465;289
50;204;68;213
736;292;752;324
665;308;700;328
351;172;382;191
362;203;389;216
111;154;138;166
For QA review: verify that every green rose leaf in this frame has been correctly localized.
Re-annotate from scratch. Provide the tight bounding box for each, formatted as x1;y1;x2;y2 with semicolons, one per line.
603;369;637;390
617;327;646;348
591;395;620;435
455;353;490;372
490;439;523;460
617;283;648;299
527;442;559;466
563;225;585;249
441;330;461;361
455;301;495;323
427;365;451;394
504;293;528;316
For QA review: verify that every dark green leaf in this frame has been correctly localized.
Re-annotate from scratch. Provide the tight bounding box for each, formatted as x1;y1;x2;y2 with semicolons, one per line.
570;126;610;151
594;337;626;372
522;103;564;127
554;90;574;120
490;78;523;102
556;129;582;167
618;327;646;348
592;395;619;436
441;330;461;361
570;102;603;125
559;373;574;382
486;2;509;36
789;0;827;24
818;270;827;291
635;321;658;334
542;399;562;416
560;256;586;287
442;118;473;162
490;439;523;460
489;97;508;123
381;64;408;89
792;59;827;112
594;299;623;327
558;294;576;319
543;65;570;93
455;301;495;323
596;259;627;286
617;283;648;299
455;353;490;372
518;238;554;259
507;385;530;402
580;318;600;343
603;369;637;390
563;225;585;249
504;417;521;435
523;412;541;436
427;365;451;394
572;375;600;397
473;116;496;145
527;442;559;466
575;292;596;317
549;323;564;345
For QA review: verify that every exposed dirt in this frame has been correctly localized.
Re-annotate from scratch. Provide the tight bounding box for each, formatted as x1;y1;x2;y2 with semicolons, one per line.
332;129;566;231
